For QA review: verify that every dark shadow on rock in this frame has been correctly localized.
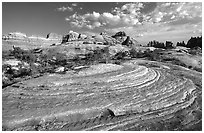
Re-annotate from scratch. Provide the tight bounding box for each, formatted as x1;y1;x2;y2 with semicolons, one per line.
100;108;115;118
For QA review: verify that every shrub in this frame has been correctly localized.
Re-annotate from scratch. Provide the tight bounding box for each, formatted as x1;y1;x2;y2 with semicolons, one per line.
2;64;13;75
186;36;202;49
11;47;37;63
2;50;13;59
55;53;68;66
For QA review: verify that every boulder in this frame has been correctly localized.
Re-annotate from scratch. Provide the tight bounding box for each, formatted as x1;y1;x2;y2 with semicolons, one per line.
55;66;65;73
100;109;115;118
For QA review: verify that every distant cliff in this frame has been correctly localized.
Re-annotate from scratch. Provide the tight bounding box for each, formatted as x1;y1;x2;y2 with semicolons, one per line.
2;32;62;44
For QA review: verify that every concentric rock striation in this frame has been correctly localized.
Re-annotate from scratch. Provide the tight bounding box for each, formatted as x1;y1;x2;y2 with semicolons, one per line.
2;60;201;131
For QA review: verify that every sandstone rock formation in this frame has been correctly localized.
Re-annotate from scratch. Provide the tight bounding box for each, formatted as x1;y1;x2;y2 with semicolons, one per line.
46;33;62;40
2;61;201;131
93;35;105;43
112;31;127;38
100;32;120;45
2;32;27;40
28;35;47;41
62;31;80;43
78;34;87;40
112;31;140;47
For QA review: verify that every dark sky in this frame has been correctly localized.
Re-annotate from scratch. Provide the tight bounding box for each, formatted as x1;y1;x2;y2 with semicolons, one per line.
2;2;202;44
3;2;70;36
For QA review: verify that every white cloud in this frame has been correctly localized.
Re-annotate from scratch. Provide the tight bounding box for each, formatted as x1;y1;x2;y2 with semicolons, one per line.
121;2;144;13
57;6;73;12
66;3;144;29
93;22;101;27
57;3;80;12
64;1;201;42
147;2;202;23
72;3;77;7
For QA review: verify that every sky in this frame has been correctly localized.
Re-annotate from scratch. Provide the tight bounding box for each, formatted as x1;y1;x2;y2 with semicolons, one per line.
2;2;202;44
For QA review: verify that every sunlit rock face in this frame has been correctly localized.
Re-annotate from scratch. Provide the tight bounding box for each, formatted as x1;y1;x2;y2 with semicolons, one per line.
111;31;141;47
46;33;62;41
62;31;80;43
2;60;201;131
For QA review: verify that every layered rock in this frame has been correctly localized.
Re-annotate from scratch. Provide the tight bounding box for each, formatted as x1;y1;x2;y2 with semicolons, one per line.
2;32;27;40
61;31;126;46
62;31;80;43
93;35;105;44
112;31;140;47
112;31;127;38
2;61;201;131
28;35;47;41
2;32;62;44
100;32;120;45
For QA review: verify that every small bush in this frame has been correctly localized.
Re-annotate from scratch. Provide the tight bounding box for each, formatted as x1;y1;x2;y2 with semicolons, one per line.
193;67;202;72
11;47;37;63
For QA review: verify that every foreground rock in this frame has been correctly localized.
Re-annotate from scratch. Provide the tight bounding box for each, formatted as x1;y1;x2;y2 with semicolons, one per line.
2;61;201;131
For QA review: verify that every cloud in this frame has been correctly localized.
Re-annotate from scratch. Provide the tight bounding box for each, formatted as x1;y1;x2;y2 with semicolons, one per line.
65;2;201;29
66;2;144;29
57;6;73;12
147;2;202;23
64;2;201;43
56;3;79;12
72;3;77;7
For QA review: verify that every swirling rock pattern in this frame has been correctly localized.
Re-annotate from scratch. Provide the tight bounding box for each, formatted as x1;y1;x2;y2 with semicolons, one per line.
2;60;201;131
